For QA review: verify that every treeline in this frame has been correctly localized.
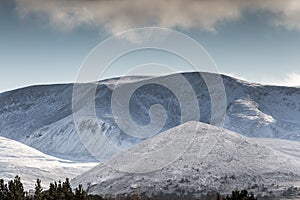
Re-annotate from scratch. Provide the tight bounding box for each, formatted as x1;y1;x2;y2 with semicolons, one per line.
0;176;87;200
101;190;257;200
0;176;257;200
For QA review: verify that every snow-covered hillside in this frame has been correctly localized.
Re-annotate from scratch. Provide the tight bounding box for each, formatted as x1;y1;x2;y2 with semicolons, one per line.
72;121;300;197
0;136;97;190
253;138;300;160
1;72;300;160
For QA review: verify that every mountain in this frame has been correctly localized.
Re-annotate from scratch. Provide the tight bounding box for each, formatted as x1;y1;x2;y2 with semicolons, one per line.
71;121;300;197
0;136;96;190
1;72;300;161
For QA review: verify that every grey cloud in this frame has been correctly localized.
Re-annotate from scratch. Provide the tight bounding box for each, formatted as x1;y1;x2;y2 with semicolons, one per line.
14;0;300;34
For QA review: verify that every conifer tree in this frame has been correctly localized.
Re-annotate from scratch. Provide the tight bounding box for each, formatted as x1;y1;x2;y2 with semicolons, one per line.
7;176;24;200
74;184;87;200
48;182;57;200
0;179;9;200
62;178;74;200
57;180;65;199
34;178;43;200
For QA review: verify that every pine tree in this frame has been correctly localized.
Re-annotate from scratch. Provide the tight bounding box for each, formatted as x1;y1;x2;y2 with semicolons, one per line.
62;178;74;200
34;178;43;200
0;179;9;200
74;184;87;200
7;176;24;200
48;182;57;200
57;180;65;199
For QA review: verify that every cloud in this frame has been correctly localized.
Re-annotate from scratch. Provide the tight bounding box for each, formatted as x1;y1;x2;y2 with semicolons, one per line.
273;73;300;87
221;71;300;87
227;72;300;87
14;0;241;33
14;0;300;35
270;1;300;31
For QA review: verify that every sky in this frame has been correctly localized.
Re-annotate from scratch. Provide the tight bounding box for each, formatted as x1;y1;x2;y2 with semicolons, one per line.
1;0;300;92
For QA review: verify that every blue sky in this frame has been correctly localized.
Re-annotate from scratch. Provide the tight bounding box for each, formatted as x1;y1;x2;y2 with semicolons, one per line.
1;0;300;92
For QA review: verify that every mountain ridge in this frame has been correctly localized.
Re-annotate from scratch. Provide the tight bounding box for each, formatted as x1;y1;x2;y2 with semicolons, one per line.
1;72;300;160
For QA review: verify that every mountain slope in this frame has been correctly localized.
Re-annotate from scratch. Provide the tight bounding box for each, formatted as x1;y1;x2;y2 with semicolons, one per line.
1;72;300;160
0;136;96;190
253;138;300;160
72;122;300;197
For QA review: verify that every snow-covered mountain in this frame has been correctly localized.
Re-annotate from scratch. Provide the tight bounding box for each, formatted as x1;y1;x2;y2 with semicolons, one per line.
0;136;97;190
1;72;300;160
71;121;300;197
